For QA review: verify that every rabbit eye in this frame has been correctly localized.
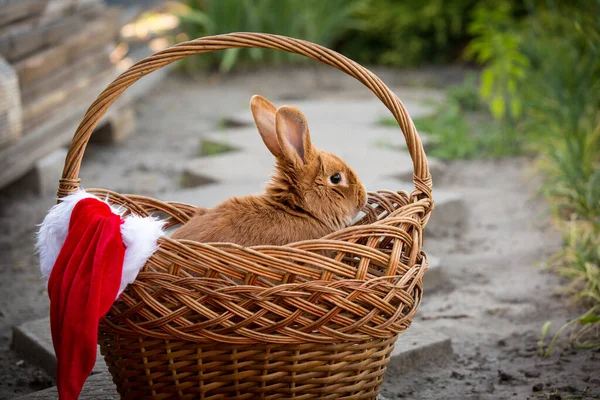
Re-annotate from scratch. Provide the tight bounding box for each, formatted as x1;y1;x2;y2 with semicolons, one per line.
329;173;342;184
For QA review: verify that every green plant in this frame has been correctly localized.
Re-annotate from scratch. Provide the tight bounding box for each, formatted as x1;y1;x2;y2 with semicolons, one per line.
174;0;361;72
411;101;480;160
446;73;483;112
465;1;529;122
198;139;234;156
473;1;600;353
378;75;523;160
551;221;600;304
338;0;483;67
523;7;599;344
539;305;600;357
462;1;600;353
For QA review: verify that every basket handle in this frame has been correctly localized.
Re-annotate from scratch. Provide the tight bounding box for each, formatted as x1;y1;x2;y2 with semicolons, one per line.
59;33;432;202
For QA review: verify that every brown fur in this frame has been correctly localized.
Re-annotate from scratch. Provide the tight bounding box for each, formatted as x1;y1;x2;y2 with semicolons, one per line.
172;95;366;246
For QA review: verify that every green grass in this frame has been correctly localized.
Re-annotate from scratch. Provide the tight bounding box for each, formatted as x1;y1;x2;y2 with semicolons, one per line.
376;98;520;161
377;73;524;161
173;0;360;73
198;139;233;156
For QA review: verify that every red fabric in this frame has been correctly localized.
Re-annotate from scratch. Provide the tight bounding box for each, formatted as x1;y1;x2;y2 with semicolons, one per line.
48;198;125;400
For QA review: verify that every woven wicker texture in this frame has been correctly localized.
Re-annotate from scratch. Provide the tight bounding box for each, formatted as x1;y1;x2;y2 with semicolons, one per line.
59;33;434;399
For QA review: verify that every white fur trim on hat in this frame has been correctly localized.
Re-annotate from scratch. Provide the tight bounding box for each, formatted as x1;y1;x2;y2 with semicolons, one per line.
36;189;165;299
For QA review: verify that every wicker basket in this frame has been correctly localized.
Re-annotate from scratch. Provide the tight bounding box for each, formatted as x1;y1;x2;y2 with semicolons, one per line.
58;33;434;400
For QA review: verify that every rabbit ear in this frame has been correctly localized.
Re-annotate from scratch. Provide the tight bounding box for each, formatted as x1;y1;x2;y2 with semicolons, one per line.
250;95;281;158
275;106;315;165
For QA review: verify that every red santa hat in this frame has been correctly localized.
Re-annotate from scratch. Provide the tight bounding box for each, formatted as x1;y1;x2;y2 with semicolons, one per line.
36;189;164;399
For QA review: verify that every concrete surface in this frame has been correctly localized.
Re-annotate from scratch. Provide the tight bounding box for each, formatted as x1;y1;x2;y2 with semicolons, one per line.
19;148;67;195
227;97;437;128
387;324;453;378
12;317;107;379
423;253;451;294
424;190;467;237
14;372;117;400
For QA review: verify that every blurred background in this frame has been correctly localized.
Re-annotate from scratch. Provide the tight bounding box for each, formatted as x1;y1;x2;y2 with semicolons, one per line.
0;0;598;398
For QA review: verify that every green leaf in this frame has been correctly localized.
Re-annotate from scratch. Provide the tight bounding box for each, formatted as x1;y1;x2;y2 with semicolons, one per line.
219;48;240;73
177;9;214;31
490;95;505;119
538;320;552;356
248;47;263;61
480;69;494;99
510;98;522;119
541;321;552;338
579;313;600;325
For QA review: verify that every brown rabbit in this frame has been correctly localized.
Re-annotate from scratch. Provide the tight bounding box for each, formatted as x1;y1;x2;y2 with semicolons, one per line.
171;95;367;246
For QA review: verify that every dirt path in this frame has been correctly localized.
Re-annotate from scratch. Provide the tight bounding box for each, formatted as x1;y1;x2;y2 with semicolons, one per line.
380;159;599;399
0;67;597;399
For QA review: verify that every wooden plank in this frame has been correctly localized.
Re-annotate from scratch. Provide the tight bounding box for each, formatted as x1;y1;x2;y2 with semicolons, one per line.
39;0;105;25
0;5;107;62
76;0;103;9
14;43;71;88
22;67;118;133
0;55;21;147
39;0;79;23
0;89;132;189
0;17;79;62
19;148;69;195
0;0;48;27
13;13;118;88
0;0;103;28
20;45;112;104
90;104;135;144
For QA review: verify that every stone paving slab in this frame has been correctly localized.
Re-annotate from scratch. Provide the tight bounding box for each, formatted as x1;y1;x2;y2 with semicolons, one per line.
14;372;118;400
425;190;466;237
197;128;445;186
359;177;465;238
19;147;67;195
181;147;424;191
423;254;450;295
182;151;277;185
12;317;108;379
226;97;436;128
386;323;453;377
202;125;432;154
362;177;466;238
162;181;268;209
14;322;449;400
